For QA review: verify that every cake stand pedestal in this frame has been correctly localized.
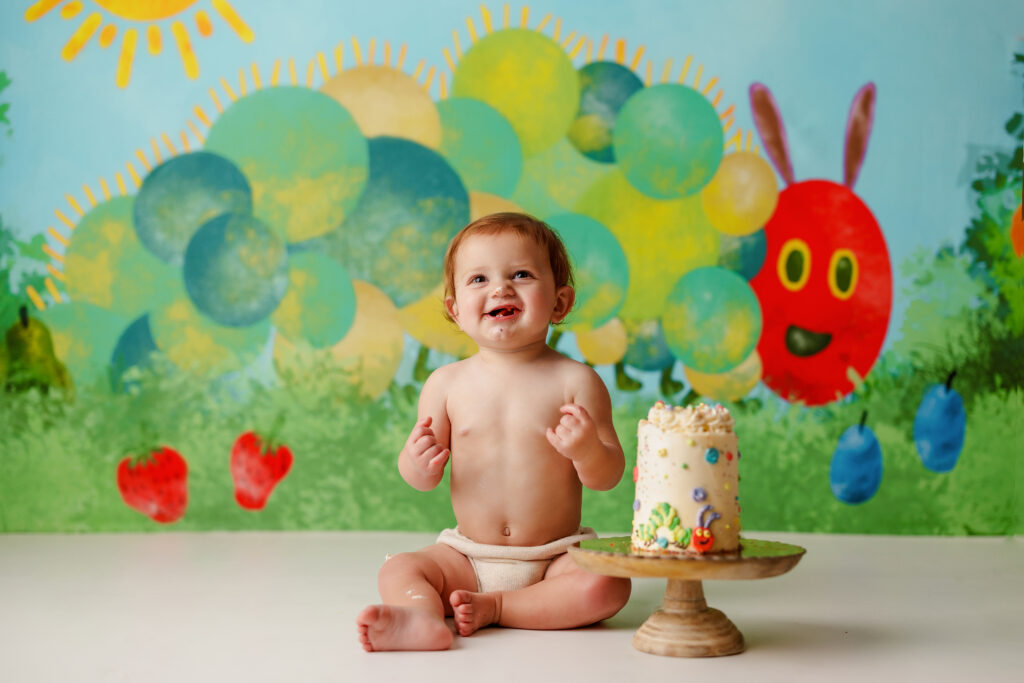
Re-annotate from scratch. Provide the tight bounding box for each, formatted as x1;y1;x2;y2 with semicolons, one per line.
568;537;805;658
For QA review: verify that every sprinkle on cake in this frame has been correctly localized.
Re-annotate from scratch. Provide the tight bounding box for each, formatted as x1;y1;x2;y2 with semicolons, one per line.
631;400;741;555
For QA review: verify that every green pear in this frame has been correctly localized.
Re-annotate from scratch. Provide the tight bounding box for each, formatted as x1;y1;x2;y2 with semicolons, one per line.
4;305;72;394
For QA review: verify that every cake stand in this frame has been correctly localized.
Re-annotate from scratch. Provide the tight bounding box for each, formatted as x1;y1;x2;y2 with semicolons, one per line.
568;536;805;658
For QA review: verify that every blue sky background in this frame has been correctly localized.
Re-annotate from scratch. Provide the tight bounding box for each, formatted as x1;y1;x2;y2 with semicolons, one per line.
1;0;1022;358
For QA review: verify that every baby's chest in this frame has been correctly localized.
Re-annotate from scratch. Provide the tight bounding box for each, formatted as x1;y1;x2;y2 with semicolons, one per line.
446;380;567;441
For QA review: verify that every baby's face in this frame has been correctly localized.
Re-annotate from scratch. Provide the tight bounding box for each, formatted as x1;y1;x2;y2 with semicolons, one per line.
446;232;573;350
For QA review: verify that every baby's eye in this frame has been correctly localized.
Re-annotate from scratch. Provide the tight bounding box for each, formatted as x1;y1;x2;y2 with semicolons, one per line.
470;275;486;284
513;270;532;279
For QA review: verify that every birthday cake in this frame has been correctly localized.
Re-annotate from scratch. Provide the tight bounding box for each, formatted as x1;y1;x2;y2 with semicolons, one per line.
631;400;741;555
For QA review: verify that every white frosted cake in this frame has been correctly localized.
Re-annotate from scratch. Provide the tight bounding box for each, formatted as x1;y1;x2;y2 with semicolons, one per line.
631;400;741;555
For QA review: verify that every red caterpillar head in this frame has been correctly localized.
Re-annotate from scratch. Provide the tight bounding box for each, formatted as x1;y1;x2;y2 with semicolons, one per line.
692;504;720;554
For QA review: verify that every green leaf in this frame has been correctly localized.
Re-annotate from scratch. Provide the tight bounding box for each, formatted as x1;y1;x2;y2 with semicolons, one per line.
1007;113;1023;136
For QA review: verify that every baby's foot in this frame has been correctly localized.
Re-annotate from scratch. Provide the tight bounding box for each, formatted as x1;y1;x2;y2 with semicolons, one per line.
449;590;501;637
355;605;453;652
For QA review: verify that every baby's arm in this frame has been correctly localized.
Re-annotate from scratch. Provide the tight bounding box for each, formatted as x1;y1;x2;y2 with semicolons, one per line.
397;367;452;491
545;367;624;491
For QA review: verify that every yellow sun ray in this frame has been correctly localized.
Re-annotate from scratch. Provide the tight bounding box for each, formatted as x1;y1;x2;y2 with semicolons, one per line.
352;37;364;65
287;58;297;85
568;35;586;59
440;72;448;99
630;46;645;70
42;243;63;263
179;130;191;152
55;209;74;231
238;67;247;96
48;264;65;283
305;59;315;88
195;10;213;38
703;76;719;95
476;6;489;34
194;105;212;127
466;16;478;41
26;286;45;311
99;24;117;49
134;149;152;173
368;38;376;64
125;161;142;188
333;42;344;73
520;6;529;28
719;104;735;121
208;87;224;113
413;59;425;79
172;21;199;79
678;55;693;83
99;177;112;200
162;133;178;156
536;13;551;32
61;12;101;61
553;18;561;40
48;226;69;247
661;58;674;82
64;194;84;217
317;52;329;83
443;47;456;73
24;0;62;22
187;119;205;143
150;138;163;164
211;0;254;43
384;41;392;67
270;59;281;86
501;3;508;29
115;172;127;195
644;60;652;86
398;43;407;69
82;184;97;207
115;28;137;88
560;30;577;49
61;1;83;19
251;62;262;89
45;278;63;303
147;25;162;55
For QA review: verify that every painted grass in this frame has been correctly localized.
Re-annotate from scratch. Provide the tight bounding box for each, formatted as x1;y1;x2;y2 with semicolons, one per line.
1;351;1019;535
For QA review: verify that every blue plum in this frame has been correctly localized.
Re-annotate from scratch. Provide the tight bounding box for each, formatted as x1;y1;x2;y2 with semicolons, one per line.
913;372;966;473
829;412;883;504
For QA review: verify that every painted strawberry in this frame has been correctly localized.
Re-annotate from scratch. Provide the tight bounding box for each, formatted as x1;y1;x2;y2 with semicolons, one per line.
116;446;189;523
230;431;294;510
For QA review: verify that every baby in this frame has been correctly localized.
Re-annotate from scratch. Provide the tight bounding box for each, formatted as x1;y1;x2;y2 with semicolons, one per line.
356;212;631;651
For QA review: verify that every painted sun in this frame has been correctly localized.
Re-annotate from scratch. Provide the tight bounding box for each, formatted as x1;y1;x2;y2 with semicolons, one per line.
25;0;254;88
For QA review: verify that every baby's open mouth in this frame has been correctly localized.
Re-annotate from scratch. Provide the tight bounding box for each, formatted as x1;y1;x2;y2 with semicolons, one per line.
487;305;520;319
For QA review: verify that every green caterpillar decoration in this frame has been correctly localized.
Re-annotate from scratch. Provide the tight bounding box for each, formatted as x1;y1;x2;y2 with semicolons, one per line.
639;502;692;548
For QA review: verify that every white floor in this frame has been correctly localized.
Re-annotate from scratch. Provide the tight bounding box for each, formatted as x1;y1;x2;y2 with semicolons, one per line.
1;530;1021;683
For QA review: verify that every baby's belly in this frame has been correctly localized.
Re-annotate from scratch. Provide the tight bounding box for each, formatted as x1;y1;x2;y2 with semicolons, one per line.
450;455;583;546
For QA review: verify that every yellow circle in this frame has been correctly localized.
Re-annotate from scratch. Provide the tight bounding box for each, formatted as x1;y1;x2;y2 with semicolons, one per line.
275;280;404;399
701;152;779;236
827;248;859;300
574;318;627;366
777;238;811;291
321;65;442;149
469;191;523;221
684;350;763;401
398;284;478;359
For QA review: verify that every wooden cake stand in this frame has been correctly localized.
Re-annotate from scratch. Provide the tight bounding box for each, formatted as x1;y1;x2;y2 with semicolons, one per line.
568;537;805;658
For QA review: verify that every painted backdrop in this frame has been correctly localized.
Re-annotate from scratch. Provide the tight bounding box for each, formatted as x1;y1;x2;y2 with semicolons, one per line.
0;1;1021;534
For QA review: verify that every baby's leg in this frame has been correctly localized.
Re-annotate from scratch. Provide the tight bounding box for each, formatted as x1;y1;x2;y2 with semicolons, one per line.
357;543;476;652
450;553;630;634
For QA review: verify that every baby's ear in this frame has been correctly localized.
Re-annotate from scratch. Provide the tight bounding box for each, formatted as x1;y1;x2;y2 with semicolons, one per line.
550;285;575;324
444;296;460;325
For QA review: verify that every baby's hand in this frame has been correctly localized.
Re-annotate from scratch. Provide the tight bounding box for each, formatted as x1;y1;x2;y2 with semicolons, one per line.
546;403;601;462
403;416;450;477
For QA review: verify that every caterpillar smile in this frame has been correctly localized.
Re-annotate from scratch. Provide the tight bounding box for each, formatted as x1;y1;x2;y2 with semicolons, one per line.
488;305;520;318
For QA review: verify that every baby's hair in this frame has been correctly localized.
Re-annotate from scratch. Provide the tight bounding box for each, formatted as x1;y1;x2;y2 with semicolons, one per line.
442;212;575;312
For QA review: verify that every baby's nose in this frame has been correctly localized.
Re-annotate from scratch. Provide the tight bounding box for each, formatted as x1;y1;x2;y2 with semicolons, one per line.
492;282;514;296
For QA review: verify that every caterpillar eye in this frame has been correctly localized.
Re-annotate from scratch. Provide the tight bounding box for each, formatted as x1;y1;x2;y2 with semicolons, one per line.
777;238;811;291
828;249;858;300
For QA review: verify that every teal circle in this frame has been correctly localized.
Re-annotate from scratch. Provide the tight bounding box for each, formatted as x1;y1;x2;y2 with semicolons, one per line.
705;447;719;464
663;266;761;374
613;84;724;198
546;213;628;330
204;87;368;244
568;61;644;163
623;319;675;371
183;212;289;327
718;229;767;281
438;98;522;197
134;151;252;266
314;136;469;307
272;249;356;349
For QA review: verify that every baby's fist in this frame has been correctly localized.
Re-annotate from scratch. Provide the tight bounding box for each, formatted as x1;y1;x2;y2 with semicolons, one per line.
546;403;599;461
404;416;450;477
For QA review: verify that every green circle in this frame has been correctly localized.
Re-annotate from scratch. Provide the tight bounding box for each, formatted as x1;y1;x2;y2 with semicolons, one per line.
663;266;761;373
511;137;614;218
204;87;368;244
452;29;580;156
438;97;522;196
546;213;627;331
613;84;723;198
64;196;179;321
271;250;356;349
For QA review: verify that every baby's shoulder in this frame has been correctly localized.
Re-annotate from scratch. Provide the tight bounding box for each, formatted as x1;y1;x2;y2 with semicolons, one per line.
549;352;604;387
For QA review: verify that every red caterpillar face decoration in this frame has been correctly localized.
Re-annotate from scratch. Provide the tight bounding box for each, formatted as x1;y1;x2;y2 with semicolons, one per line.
692;505;720;554
749;83;893;406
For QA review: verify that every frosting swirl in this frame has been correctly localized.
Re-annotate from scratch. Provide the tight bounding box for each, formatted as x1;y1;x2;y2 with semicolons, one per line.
642;400;735;434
